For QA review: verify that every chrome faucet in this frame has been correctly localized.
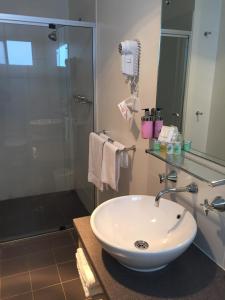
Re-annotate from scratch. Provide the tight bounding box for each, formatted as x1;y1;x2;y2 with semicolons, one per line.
155;183;198;207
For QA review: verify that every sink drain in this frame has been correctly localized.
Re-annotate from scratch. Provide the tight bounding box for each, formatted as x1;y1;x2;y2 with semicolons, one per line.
134;240;149;250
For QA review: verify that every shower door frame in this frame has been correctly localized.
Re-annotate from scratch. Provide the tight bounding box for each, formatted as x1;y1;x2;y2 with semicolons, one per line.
0;13;97;208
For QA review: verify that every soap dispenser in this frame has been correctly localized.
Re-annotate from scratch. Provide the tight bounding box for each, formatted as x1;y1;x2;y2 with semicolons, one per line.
154;108;163;139
141;109;153;139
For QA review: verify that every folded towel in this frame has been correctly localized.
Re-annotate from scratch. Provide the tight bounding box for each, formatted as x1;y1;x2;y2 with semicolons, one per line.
101;141;120;191
88;133;107;191
113;141;129;168
76;248;103;298
78;267;103;298
76;248;97;288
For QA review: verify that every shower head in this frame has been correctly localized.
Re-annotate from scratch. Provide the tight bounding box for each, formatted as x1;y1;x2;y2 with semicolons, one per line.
48;30;57;41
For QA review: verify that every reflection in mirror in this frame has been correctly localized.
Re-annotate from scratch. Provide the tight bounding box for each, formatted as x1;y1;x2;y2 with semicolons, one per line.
157;0;225;166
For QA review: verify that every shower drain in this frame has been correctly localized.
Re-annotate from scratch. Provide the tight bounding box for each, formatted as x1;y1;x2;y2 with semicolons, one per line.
134;240;149;250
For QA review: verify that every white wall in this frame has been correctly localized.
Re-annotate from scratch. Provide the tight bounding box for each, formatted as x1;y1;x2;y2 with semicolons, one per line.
0;0;69;19
68;0;96;22
96;0;163;204
184;0;221;153
96;0;225;270
206;0;225;161
0;0;96;22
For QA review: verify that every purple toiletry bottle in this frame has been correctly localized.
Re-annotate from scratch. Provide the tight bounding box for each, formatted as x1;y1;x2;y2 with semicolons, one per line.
141;109;153;139
154;108;163;139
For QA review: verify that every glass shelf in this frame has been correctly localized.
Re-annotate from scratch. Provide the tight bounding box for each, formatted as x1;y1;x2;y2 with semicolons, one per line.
146;149;225;187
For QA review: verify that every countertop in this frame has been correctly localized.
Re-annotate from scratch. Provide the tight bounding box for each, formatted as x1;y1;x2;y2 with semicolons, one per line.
73;216;225;300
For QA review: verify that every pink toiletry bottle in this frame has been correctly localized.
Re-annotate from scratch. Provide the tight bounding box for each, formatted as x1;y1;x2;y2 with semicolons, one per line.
154;108;163;139
141;109;153;139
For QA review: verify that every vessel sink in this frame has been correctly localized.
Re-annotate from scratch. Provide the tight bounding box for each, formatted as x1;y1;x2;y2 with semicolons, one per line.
90;195;197;272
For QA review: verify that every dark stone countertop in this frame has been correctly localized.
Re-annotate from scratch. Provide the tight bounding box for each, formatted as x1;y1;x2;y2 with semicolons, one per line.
73;217;225;300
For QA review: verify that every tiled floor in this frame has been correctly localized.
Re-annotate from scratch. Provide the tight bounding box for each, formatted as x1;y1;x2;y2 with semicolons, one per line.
0;229;87;300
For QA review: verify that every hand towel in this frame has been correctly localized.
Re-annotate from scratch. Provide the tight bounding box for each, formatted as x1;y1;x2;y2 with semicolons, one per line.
113;141;129;168
101;141;120;191
88;132;107;191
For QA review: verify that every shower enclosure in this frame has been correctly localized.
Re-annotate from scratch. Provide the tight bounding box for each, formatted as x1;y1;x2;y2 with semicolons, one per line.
0;14;95;242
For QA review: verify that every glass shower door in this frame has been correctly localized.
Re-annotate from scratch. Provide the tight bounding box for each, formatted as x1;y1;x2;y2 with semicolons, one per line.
0;21;94;242
59;26;95;213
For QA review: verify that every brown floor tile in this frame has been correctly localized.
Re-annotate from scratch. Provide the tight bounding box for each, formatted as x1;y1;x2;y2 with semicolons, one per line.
25;236;52;254
28;250;55;270
1;272;31;299
0;243;28;260
58;261;78;282
63;279;85;300
6;292;33;300
53;245;76;263
33;284;65;300
30;265;60;290
0;256;29;277
51;231;74;248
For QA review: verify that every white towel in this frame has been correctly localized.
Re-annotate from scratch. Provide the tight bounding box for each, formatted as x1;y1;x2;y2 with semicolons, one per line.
88;133;107;191
78;268;103;298
76;248;103;298
113;141;129;168
101;141;120;191
76;248;97;288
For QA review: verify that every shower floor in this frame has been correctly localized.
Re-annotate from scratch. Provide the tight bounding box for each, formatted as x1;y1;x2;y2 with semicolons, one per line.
0;190;89;243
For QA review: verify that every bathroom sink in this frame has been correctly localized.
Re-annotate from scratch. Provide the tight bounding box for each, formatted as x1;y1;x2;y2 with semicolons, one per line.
90;195;197;272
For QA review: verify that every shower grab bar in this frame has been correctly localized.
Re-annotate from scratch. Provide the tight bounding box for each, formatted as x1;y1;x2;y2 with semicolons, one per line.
73;94;93;104
96;130;136;152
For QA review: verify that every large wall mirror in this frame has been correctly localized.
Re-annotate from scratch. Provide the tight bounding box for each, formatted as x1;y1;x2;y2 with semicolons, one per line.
157;0;225;167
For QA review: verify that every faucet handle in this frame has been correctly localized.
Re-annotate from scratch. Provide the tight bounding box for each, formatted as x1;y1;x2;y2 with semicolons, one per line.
200;197;225;216
200;199;212;216
159;170;177;184
159;173;166;183
186;183;198;193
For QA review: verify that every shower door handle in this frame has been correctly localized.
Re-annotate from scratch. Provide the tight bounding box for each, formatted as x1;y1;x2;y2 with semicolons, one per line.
73;95;92;104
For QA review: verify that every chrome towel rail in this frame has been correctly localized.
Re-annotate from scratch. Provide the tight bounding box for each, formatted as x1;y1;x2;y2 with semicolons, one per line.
95;130;136;152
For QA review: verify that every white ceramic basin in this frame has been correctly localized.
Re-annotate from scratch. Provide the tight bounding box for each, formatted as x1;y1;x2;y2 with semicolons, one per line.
91;195;197;272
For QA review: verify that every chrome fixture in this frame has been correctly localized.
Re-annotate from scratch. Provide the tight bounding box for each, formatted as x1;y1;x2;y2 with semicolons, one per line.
210;179;225;187
195;111;203;121
95;130;136;153
204;31;212;37
195;111;203;116
201;197;225;216
73;95;93;104
48;23;57;41
172;112;180;118
155;183;198;207
159;170;177;183
48;30;57;41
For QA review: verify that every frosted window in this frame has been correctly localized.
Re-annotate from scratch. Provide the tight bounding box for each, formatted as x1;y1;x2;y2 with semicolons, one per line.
56;44;68;67
0;41;6;64
7;41;33;66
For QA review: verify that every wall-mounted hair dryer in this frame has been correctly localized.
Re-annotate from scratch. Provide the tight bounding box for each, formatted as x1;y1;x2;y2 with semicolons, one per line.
118;40;141;77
